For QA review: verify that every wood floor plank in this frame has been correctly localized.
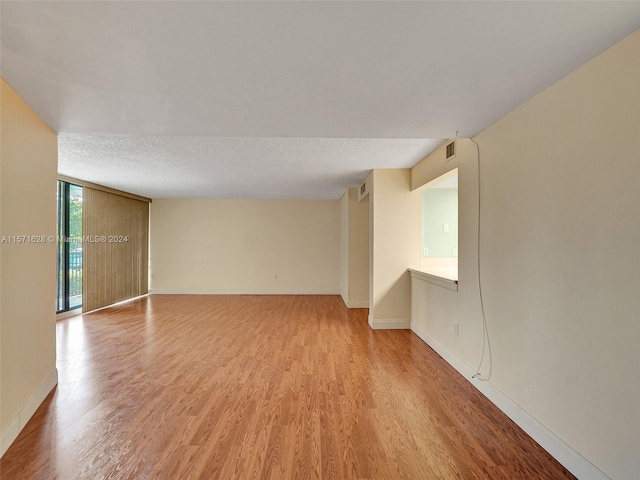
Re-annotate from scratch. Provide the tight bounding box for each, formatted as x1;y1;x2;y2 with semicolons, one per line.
1;295;575;479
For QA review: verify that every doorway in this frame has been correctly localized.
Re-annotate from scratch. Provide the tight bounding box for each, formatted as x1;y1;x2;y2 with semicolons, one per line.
56;181;83;312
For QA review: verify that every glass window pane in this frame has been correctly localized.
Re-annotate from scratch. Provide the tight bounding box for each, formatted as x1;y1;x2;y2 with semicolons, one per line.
56;182;83;312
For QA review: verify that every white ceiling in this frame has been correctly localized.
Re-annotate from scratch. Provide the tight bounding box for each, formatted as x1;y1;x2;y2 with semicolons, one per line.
2;1;640;199
57;135;443;199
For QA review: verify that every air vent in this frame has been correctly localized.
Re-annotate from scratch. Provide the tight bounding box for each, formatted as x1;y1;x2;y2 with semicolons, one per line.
445;140;456;161
358;178;369;201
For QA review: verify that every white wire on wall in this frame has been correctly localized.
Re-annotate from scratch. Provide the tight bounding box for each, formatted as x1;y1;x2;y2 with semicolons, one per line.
470;137;492;381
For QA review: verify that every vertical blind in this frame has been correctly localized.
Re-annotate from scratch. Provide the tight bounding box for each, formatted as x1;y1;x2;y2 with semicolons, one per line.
82;187;149;312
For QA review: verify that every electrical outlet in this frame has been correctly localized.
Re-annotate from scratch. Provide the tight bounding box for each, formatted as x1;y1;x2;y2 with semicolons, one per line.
454;323;460;336
443;223;450;233
452;246;458;257
423;247;429;256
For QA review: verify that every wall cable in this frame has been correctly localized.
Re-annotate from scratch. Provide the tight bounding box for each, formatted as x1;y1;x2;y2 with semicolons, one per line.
470;137;492;381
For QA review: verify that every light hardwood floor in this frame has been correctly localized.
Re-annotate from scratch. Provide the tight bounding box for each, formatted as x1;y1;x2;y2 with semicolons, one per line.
1;295;575;479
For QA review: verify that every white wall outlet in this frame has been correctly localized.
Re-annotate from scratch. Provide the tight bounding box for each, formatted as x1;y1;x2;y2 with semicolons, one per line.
452;246;458;257
443;223;450;233
423;247;429;256
454;322;460;336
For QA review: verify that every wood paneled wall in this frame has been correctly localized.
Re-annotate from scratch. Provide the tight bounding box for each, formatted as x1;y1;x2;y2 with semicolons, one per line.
83;188;149;312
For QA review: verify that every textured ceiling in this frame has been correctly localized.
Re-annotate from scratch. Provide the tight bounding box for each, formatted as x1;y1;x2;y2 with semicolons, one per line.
2;1;640;199
57;135;443;199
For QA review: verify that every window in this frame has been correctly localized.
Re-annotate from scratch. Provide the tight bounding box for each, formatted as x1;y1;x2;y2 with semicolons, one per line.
420;168;458;280
56;181;83;312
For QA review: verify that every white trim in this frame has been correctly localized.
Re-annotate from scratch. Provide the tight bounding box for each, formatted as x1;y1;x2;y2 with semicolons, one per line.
340;292;349;307
410;323;610;480
409;269;458;292
340;295;368;309
368;313;410;330
0;418;20;459
1;368;58;457
56;308;83;321
149;289;341;295
347;300;368;308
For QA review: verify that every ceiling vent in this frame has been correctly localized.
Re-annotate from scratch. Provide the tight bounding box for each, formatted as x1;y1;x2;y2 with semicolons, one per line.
445;140;456;161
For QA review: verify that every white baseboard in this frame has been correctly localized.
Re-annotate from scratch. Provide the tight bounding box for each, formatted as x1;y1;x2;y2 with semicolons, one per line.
410;323;609;480
56;308;83;320
368;313;410;330
340;292;348;307
340;294;368;309
1;368;58;457
347;300;368;309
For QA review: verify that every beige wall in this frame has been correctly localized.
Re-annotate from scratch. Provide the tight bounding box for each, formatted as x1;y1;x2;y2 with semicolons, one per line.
348;189;369;307
411;29;640;480
150;199;340;294
339;188;369;308
0;79;58;455
368;169;421;328
340;192;349;302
